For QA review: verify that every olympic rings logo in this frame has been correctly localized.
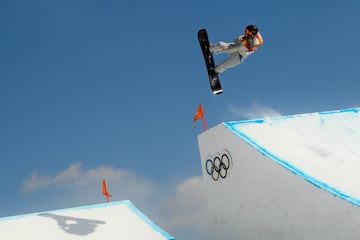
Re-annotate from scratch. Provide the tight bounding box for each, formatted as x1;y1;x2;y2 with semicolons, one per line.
205;150;231;181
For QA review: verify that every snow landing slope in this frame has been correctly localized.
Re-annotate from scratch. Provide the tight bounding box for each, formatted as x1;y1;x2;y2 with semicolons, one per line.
0;200;175;240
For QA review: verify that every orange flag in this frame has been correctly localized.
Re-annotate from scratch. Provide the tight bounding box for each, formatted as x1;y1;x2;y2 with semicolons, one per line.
193;104;207;130
102;179;112;202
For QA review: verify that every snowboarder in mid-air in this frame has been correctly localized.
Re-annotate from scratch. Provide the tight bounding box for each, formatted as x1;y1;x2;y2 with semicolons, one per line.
197;25;263;94
210;24;264;74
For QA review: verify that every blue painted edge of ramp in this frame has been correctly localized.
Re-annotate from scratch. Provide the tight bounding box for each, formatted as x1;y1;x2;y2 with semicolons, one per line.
223;108;360;207
0;200;175;240
126;201;175;240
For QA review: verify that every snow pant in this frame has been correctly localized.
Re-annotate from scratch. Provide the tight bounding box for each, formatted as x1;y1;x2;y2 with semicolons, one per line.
210;41;247;73
215;53;245;73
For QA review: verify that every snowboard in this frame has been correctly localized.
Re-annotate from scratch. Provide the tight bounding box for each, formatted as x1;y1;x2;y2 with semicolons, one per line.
198;29;223;95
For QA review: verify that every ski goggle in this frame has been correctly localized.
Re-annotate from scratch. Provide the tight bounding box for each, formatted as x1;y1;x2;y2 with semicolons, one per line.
245;29;257;36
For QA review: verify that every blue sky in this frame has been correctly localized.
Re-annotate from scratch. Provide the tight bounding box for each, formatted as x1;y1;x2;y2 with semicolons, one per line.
1;0;360;239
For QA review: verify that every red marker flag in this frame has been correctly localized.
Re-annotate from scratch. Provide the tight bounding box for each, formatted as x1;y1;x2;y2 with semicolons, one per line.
102;179;112;203
193;104;207;130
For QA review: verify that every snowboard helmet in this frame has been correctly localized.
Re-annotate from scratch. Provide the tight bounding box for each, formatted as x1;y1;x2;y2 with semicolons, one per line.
245;25;258;37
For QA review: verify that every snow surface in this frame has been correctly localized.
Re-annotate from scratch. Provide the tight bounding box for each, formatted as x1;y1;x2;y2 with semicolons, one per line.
224;108;360;205
0;200;175;240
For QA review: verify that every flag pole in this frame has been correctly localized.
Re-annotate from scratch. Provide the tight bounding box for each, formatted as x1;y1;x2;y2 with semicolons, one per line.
202;114;207;130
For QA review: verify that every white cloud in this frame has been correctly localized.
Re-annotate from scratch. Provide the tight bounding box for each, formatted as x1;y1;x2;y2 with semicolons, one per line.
158;176;208;229
21;163;156;206
229;102;281;120
21;163;126;193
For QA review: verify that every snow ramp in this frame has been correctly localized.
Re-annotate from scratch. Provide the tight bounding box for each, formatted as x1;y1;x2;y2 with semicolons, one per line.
198;108;360;239
0;200;175;240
